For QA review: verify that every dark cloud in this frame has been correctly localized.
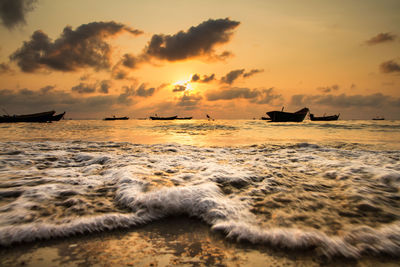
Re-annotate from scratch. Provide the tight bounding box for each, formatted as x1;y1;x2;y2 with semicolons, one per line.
121;53;138;69
71;80;112;94
0;0;37;29
206;87;282;104
365;32;397;45
177;93;202;109
243;69;264;78
206;50;234;61
172;85;186;92
10;21;143;72
191;73;215;83
191;74;200;82
0;62;12;74
118;83;157;104
117;86;135;105
380;60;400;73
214;51;233;61
99;80;111;94
79;74;91;81
220;68;263;84
157;83;169;90
112;69;129;80
221;69;245;84
111;53;142;80
207;86;255;100
40;85;55;94
136;83;155;97
143;18;240;61
250;88;282;105
317;84;339;93
71;82;96;94
291;93;399;108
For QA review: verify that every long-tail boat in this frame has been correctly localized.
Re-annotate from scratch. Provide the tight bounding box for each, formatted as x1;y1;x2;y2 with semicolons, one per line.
310;113;339;121
149;115;178;120
265;107;309;122
0;110;56;123
50;112;66;121
176;117;192;120
103;116;129;121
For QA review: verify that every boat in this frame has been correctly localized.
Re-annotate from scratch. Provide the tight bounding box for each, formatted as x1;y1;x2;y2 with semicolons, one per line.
103;116;129;121
261;116;271;120
0;110;56;123
310;113;339;121
50;112;66;121
265;107;309;122
176;117;193;120
149;115;178;120
372;116;385;120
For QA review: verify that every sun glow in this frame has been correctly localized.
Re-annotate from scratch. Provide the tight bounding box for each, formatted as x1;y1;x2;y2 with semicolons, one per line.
173;77;195;92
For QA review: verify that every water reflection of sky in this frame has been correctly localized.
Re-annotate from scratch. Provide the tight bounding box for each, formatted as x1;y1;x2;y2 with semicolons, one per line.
1;119;400;148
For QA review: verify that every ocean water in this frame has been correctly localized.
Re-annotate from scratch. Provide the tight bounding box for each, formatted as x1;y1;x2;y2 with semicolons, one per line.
0;119;399;260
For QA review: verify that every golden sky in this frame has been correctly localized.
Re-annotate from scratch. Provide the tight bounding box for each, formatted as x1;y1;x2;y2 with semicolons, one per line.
0;0;399;119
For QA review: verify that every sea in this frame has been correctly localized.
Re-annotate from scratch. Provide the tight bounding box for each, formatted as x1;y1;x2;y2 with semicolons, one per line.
0;119;399;265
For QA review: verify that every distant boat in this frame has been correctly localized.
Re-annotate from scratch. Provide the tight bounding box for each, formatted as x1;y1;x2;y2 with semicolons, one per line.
372;116;385;120
176;117;192;120
50;112;66;121
310;113;339;121
149;115;178;120
265;107;309;122
0;110;56;123
103;116;129;121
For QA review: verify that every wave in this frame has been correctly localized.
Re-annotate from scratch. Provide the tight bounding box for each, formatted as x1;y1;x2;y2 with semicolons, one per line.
1;182;399;258
0;141;399;259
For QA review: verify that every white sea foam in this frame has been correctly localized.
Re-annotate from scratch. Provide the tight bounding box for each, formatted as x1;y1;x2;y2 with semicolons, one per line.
0;141;399;258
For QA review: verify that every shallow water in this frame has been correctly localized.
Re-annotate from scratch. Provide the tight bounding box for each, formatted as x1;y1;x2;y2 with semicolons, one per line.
0;120;399;260
0;119;399;148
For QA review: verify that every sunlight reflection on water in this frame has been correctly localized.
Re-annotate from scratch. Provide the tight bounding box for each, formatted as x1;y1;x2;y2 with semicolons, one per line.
0;119;399;148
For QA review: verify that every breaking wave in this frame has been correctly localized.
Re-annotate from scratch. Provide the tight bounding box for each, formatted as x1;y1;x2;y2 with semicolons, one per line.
0;141;399;258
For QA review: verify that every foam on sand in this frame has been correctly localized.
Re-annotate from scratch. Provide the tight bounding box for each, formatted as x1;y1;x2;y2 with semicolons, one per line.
0;141;399;258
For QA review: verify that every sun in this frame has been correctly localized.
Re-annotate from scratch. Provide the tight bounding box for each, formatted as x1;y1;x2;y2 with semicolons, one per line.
173;78;195;92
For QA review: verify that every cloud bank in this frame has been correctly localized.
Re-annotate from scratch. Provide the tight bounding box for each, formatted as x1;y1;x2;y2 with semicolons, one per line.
206;87;282;104
291;93;400;108
0;86;121;115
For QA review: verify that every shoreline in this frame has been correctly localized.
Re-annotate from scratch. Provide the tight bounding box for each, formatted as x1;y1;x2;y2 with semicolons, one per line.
1;216;399;267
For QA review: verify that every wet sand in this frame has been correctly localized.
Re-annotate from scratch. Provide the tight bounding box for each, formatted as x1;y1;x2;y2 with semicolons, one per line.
1;216;398;267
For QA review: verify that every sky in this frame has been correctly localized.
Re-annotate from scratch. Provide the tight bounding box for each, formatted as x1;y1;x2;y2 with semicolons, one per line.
0;0;399;119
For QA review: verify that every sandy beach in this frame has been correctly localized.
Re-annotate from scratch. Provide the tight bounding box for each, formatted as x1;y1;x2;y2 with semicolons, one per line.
0;216;398;267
